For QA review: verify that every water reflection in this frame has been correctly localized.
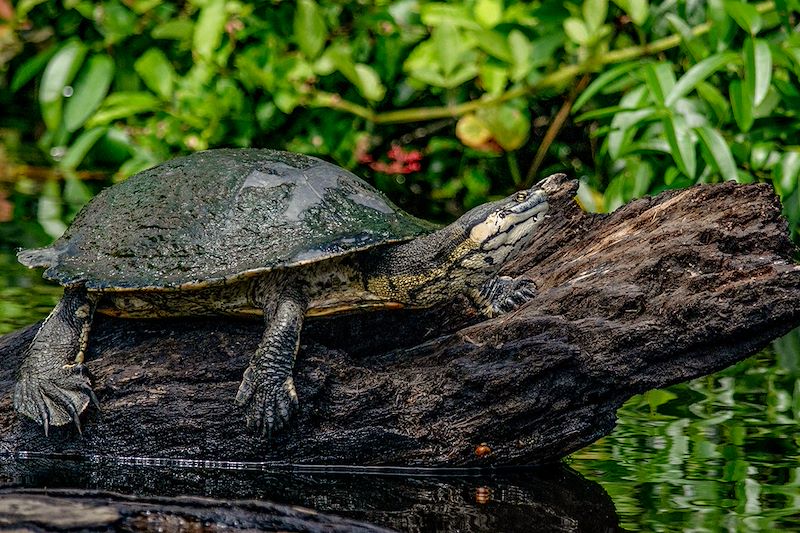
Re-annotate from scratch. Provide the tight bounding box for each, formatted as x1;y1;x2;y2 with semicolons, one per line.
1;457;622;533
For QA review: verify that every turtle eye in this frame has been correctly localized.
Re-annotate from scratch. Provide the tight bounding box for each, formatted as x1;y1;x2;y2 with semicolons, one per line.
515;191;528;202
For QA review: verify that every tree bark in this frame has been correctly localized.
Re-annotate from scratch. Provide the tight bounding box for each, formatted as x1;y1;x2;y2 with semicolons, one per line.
0;176;798;466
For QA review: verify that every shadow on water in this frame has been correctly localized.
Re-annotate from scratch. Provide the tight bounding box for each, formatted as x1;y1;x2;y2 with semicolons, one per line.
0;456;624;532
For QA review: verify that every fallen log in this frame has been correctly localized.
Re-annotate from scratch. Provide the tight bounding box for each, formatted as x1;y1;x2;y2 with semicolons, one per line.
0;176;798;466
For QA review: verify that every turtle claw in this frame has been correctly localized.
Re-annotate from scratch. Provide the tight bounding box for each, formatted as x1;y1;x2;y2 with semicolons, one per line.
478;276;538;317
14;362;95;433
235;367;298;439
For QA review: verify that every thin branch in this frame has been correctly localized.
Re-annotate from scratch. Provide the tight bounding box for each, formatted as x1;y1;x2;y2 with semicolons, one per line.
523;74;591;188
308;1;775;126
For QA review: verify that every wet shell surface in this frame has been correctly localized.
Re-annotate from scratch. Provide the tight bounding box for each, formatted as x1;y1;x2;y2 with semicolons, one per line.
19;149;434;290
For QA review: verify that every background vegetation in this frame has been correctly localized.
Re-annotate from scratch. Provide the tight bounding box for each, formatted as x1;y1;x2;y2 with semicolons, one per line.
1;0;799;242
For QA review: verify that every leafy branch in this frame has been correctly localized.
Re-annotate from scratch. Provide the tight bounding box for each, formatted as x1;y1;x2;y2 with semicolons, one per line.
310;1;776;125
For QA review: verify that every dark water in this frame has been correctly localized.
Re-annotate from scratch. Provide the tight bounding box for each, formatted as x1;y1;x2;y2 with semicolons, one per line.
1;214;799;531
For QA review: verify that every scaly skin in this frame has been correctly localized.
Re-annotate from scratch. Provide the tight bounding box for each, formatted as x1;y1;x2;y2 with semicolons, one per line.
13;287;99;434
14;186;549;438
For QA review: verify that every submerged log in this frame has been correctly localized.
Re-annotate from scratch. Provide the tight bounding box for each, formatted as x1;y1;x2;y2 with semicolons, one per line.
0;488;393;532
0;176;798;466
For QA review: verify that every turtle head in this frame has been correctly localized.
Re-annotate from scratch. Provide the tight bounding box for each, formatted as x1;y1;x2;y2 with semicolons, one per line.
457;187;549;271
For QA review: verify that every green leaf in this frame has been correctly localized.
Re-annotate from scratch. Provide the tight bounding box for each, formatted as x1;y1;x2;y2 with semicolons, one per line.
643;63;675;105
63;54;115;132
575;105;633;122
508;30;533;82
294;0;327;59
564;18;589;45
479;63;508;95
353;64;386;102
729;80;754;132
193;0;226;60
420;4;481;29
777;151;800;197
583;0;608;32
664;52;737;107
474;0;503;28
152;19;194;41
695;126;737;181
613;0;649;25
696;81;730;123
475;30;512;63
86;92;161;126
663;113;696;177
39;40;88;131
60;127;108;169
724;0;762;34
744;38;772;106
477;104;530;151
11;46;59;93
434;21;460;76
134;48;176;99
573;61;644;113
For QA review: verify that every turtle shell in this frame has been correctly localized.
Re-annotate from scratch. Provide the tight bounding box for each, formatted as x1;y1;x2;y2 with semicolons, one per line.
19;149;435;290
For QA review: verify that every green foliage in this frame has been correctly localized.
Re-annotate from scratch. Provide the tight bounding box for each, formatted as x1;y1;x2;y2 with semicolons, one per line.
1;0;800;235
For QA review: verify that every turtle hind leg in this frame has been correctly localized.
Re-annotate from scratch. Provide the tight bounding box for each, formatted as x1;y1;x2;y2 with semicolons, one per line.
14;286;99;434
235;278;307;439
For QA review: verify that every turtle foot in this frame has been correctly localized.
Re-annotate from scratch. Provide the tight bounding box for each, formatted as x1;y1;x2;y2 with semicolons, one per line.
13;362;97;435
478;276;537;317
235;366;298;439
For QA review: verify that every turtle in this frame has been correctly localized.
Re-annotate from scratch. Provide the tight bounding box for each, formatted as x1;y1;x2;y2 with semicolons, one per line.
14;148;551;438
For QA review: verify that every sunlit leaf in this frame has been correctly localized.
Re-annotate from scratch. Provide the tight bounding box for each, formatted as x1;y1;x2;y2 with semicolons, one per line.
508;30;533;81
744;38;772;106
134;48;176;100
695;125;737;181
724;0;762;34
294;0;327;59
664;52;737;107
86;92;161;126
64;54;114;132
777;151;800;196
353;64;386;102
573;61;645;112
193;0;226;60
564;18;590;45
39;41;88;131
583;0;608;32
644;63;675;105
729;80;754;132
663;113;696;177
474;0;503;28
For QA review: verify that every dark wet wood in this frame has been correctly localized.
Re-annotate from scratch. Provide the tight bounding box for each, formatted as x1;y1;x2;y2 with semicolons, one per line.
0;488;394;532
1;176;798;466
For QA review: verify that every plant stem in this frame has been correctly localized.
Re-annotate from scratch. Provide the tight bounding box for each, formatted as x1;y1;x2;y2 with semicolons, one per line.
310;1;775;126
524;74;591;188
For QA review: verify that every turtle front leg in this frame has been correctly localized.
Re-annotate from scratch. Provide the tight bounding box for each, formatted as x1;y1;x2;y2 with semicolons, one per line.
14;286;99;434
235;278;308;438
471;276;537;318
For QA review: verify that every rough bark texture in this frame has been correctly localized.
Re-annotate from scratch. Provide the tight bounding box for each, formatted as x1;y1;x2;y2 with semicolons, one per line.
0;176;798;466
